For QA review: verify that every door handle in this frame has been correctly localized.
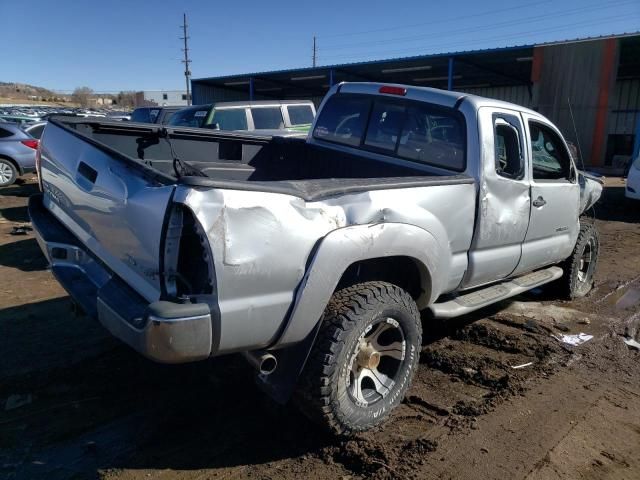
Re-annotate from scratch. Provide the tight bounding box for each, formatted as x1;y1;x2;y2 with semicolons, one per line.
78;161;98;184
533;196;546;207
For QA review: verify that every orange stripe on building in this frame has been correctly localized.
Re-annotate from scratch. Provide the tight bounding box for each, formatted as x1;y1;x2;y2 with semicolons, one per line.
531;47;544;83
589;38;617;166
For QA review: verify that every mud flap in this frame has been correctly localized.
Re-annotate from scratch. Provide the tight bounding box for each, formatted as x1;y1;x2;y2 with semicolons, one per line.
253;321;323;404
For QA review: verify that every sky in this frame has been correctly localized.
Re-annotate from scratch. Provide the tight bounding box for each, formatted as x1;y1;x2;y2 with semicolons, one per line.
0;0;638;93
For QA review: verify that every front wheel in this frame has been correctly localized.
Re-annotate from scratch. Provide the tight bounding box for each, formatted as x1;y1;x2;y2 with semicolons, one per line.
296;281;422;435
559;223;600;299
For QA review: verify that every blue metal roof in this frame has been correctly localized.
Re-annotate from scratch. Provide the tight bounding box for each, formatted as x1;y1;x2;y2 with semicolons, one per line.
192;31;639;83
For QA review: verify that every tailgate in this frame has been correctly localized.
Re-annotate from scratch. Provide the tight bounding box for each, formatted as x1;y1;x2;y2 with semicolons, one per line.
39;121;176;302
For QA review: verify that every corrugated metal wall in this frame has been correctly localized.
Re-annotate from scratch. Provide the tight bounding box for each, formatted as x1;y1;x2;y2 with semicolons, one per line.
532;40;611;165
457;85;533;108
609;79;640;135
192;83;271;104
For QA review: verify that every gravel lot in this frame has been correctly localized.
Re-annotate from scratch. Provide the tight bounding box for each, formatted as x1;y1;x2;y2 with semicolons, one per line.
1;178;639;480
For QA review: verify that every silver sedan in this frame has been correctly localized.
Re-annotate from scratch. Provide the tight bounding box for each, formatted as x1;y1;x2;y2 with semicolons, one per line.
0;123;39;186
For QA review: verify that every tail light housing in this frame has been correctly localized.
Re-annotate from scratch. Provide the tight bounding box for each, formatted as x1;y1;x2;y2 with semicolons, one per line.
379;85;407;96
35;143;43;191
21;139;39;150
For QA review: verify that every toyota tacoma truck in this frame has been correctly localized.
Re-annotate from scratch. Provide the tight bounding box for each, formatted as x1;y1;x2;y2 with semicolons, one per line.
29;82;603;434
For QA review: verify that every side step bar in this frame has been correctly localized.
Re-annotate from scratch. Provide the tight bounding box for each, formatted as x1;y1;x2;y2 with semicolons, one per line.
428;266;563;319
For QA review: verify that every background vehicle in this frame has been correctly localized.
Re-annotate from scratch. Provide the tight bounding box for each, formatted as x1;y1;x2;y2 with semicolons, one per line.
626;154;640;200
23;121;47;139
167;100;316;132
130;106;181;124
165;104;211;128
30;82;602;434
0;123;38;186
0;114;40;126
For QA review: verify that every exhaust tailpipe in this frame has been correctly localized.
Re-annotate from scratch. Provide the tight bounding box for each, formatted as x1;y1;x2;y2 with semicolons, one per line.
243;351;278;376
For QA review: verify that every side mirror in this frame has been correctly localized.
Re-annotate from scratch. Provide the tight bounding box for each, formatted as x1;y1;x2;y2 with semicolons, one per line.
210;123;220;130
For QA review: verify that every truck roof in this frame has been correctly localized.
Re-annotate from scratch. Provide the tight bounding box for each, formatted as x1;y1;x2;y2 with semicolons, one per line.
333;82;542;119
214;100;315;108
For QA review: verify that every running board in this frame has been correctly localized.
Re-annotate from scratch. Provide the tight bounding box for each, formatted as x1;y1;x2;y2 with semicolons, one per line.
429;266;563;319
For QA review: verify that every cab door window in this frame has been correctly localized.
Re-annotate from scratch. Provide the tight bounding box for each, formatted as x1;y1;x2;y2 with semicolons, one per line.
529;122;573;180
494;116;524;179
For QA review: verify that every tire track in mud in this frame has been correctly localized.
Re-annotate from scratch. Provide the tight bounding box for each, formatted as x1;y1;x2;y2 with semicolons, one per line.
318;314;571;478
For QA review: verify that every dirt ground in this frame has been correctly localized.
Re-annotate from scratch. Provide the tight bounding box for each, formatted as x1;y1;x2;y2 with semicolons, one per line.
0;178;639;480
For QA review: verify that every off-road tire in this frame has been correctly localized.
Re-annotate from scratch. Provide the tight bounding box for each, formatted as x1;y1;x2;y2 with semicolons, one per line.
0;158;17;187
558;223;599;299
295;281;422;435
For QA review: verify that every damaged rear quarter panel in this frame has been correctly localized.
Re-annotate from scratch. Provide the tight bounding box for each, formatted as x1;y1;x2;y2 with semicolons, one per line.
174;181;475;354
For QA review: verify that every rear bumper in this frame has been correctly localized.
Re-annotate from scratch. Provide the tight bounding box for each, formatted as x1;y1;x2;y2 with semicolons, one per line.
28;193;214;363
626;182;640;200
13;150;36;174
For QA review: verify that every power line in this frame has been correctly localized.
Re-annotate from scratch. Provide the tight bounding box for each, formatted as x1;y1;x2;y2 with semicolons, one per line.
318;14;640;62
320;0;638;51
318;0;554;39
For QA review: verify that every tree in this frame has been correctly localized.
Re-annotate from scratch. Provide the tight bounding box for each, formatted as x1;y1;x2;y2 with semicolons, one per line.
115;91;136;109
72;86;94;107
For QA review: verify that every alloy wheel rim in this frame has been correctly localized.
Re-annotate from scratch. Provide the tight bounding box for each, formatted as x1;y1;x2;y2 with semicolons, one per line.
577;238;595;283
0;163;13;185
347;318;406;407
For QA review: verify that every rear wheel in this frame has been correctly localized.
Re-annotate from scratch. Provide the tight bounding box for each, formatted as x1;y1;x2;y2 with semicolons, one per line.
296;281;422;435
558;223;600;299
0;159;17;187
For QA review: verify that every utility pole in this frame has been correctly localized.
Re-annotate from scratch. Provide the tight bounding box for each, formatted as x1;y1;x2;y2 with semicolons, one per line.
180;13;192;105
312;36;317;68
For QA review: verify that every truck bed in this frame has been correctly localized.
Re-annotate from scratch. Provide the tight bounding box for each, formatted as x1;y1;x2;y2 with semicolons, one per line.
52;117;472;201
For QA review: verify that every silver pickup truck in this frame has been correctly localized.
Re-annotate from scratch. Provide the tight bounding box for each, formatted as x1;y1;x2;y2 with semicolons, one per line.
29;82;602;434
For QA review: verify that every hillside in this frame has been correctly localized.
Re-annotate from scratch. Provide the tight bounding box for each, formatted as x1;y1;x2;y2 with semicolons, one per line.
0;82;70;104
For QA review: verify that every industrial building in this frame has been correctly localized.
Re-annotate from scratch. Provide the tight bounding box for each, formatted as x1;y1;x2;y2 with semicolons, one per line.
134;90;189;107
192;33;640;169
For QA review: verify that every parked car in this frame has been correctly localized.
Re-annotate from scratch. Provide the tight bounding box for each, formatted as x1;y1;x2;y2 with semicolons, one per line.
167;100;316;132
130;106;181;125
30;82;602;434
23;121;47;139
626;154;640;200
0;123;38;186
0;114;40;126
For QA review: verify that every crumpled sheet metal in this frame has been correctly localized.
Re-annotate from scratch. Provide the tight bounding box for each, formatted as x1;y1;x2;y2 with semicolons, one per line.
174;182;476;353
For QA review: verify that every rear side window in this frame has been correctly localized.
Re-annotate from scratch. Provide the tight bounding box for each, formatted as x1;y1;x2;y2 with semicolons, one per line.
287;105;314;125
251;107;284;129
494;116;524;179
210;109;248;131
0;127;13;138
313;96;371;147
